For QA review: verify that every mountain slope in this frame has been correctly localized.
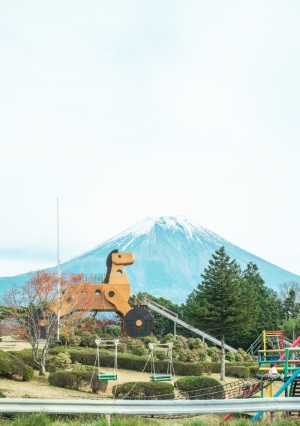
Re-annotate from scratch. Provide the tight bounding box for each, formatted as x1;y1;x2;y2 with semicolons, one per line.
1;215;299;303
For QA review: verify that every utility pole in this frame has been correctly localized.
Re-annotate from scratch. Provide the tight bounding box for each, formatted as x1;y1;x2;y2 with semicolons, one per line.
56;197;61;343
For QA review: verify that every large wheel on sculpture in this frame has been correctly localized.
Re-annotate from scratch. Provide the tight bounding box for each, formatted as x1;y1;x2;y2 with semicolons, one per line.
122;307;154;338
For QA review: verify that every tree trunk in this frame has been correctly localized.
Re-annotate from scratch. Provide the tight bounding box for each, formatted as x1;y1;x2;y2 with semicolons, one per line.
220;334;225;381
39;361;46;375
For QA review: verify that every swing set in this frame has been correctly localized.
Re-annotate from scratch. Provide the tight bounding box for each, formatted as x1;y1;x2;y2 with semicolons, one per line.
149;342;174;382
95;338;119;381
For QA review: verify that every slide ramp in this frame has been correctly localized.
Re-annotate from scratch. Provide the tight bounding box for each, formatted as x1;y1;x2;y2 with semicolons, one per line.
147;300;237;353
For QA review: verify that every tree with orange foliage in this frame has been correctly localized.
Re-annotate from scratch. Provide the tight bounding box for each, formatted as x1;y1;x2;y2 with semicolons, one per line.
3;271;92;375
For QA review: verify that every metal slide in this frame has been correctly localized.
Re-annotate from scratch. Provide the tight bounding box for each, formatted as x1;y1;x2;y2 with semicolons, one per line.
147;300;237;353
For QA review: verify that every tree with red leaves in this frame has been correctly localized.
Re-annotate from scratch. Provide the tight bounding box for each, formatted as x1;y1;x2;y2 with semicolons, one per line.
3;271;92;375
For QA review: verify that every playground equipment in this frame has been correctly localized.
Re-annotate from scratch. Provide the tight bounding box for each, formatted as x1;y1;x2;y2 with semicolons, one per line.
95;338;119;381
55;250;238;348
149;342;174;382
247;330;291;356
257;337;300;378
57;250;154;338
251;341;300;421
223;333;300;422
251;366;300;422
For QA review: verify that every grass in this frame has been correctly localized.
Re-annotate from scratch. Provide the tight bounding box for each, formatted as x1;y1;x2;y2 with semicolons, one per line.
0;413;298;426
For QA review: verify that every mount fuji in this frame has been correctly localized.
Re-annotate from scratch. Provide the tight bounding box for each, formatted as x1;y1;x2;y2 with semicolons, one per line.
1;215;299;303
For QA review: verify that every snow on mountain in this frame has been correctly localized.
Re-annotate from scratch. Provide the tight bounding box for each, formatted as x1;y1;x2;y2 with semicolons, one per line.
1;215;299;304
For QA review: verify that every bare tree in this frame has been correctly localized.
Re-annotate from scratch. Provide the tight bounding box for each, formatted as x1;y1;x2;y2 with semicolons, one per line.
279;281;300;305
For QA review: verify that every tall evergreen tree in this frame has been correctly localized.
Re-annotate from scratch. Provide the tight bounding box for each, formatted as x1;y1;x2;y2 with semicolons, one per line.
227;262;282;350
184;246;254;380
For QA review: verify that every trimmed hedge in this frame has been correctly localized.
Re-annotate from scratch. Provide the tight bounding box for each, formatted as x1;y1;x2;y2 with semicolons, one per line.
48;370;108;393
49;348;205;376
48;347;255;378
176;376;224;400
225;365;250;378
0;350;34;381
112;382;174;399
9;349;37;369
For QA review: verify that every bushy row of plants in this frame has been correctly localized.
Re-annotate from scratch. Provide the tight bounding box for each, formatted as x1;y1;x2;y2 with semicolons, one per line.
48;372;223;401
0;350;34;381
175;376;224;399
112;381;174;399
49;369;108;393
56;322;253;364
47;347;253;378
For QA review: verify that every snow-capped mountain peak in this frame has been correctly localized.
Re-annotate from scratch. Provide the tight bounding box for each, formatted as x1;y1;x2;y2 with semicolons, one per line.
1;216;299;303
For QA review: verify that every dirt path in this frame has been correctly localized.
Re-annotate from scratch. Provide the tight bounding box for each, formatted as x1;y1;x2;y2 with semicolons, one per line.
0;366;183;399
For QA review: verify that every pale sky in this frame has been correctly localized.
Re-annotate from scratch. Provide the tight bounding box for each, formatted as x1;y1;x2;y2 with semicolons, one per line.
1;1;300;277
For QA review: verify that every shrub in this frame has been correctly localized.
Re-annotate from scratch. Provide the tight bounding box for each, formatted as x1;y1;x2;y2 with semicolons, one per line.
50;347;258;378
16;361;34;382
9;349;37;369
112;381;174;399
226;365;250;378
48;370;108;393
49;370;81;389
249;365;259;377
127;340;147;356
69;335;81;347
155;350;167;361
176;376;224;400
14;349;37;367
207;347;221;362
78;331;94;347
103;325;121;337
187;338;207;351
197;350;208;362
50;348;205;376
225;351;236;362
59;332;70;346
174;361;204;376
235;348;253;362
118;343;127;354
174;335;188;350
72;361;86;371
46;352;72;373
162;333;176;344
177;348;198;363
140;335;158;346
0;350;34;381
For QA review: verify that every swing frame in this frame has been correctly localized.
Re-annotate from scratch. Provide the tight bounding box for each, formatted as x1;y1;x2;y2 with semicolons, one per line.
149;342;174;382
95;338;119;381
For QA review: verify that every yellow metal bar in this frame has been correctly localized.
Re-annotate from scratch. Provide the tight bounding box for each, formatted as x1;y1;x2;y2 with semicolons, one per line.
259;367;284;371
267;383;273;397
263;330;266;353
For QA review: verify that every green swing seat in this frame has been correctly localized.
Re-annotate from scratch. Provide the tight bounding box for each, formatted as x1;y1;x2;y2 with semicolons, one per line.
150;374;173;382
98;373;117;381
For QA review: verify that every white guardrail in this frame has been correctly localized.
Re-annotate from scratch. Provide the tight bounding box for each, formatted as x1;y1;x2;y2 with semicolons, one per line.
0;398;299;416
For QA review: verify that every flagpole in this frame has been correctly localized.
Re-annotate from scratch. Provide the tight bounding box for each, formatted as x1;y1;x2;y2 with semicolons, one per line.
56;197;61;343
